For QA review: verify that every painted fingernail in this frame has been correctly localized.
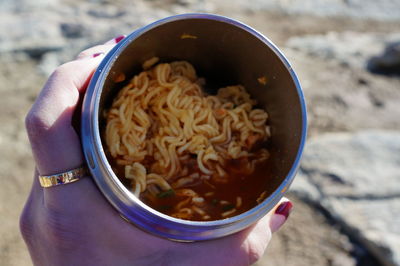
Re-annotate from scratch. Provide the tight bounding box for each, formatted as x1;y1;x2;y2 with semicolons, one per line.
92;52;104;58
115;35;125;43
270;201;293;233
275;201;293;219
105;35;126;45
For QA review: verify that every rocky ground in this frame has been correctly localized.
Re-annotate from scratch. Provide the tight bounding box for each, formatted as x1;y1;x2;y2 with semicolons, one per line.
1;0;399;265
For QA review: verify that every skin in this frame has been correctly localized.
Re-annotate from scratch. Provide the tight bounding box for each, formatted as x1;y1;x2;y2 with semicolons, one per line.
20;38;291;266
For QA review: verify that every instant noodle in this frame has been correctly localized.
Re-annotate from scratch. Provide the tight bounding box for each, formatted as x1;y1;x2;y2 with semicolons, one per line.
81;13;306;240
104;58;271;221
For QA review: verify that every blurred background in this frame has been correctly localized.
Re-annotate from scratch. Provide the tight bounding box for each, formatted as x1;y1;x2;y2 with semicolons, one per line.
1;0;399;265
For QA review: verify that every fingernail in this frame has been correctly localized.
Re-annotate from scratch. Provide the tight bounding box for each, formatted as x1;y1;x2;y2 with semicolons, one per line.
270;201;293;233
115;35;125;43
92;52;104;58
275;201;293;219
105;35;126;45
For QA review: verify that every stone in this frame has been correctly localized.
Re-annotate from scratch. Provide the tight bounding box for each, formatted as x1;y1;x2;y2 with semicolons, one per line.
280;48;400;138
0;0;173;60
0;0;59;12
302;131;400;198
368;41;400;75
216;0;400;21
171;0;215;13
1;0;400;265
289;170;321;202
0;14;66;57
87;5;126;19
258;196;357;266
60;23;86;38
325;198;400;266
286;32;400;70
291;131;400;266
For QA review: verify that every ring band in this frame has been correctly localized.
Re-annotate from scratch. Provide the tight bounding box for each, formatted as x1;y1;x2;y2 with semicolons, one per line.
39;166;89;188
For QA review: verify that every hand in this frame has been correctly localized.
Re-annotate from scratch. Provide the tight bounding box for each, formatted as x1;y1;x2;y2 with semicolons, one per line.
20;36;293;266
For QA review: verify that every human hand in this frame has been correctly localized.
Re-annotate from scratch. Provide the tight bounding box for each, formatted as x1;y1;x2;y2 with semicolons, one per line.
20;36;293;266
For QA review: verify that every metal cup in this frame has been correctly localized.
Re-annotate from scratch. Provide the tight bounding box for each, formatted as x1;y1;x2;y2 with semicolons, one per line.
81;13;307;241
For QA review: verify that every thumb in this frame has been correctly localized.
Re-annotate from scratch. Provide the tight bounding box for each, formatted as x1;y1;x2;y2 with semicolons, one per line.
269;198;293;233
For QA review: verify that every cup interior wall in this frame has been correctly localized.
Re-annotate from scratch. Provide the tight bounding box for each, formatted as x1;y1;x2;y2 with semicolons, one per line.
98;18;304;200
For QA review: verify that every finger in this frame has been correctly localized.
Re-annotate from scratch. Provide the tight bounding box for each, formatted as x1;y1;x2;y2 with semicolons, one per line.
229;197;293;264
19;169;44;247
26;56;102;176
31;168;43;198
241;197;292;264
104;35;125;45
25;56;104;207
23;169;44;206
181;197;292;266
76;44;111;59
25;40;116;182
25;35;123;177
269;197;293;233
76;35;126;59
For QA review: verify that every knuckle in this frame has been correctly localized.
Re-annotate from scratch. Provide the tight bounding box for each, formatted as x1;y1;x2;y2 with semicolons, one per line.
247;248;262;265
52;61;76;78
25;111;51;138
25;111;48;134
51;61;82;89
77;51;89;59
245;236;269;265
76;45;103;59
19;201;36;244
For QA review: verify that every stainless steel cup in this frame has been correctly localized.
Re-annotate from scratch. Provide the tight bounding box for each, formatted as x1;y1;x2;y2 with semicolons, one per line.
81;13;307;241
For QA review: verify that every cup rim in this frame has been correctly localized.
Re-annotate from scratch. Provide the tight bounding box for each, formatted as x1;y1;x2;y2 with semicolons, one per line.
84;13;307;228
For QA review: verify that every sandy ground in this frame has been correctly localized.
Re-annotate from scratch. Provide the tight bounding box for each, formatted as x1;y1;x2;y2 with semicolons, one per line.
1;5;399;266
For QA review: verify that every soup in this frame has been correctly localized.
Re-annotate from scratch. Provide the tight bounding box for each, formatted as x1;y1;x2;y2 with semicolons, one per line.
103;57;271;221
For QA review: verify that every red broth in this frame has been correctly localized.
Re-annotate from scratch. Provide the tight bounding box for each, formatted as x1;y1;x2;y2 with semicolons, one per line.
107;153;272;221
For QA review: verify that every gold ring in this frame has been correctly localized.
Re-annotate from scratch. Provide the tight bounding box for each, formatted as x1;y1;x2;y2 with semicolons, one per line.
38;166;89;188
